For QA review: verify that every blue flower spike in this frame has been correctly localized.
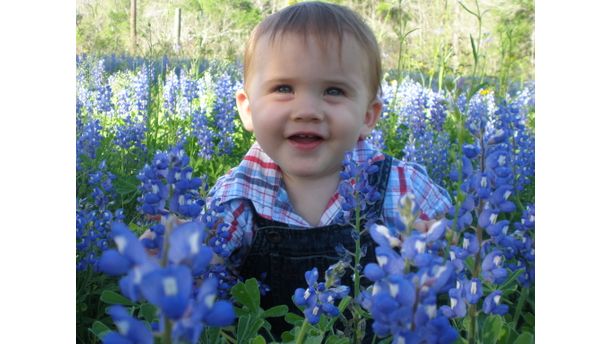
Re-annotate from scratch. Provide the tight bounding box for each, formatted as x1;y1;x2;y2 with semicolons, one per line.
293;267;349;325
482;290;509;315
103;305;153;344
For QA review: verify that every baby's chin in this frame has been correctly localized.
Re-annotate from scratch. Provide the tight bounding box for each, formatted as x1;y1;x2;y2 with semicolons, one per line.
278;163;343;181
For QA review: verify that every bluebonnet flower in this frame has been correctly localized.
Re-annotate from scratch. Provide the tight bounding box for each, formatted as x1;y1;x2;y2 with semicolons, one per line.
361;220;458;343
293;267;350;324
440;285;467;318
481;250;508;284
338;152;382;226
99;222;153;278
191;108;215;159
137;142;204;219
113;115;147;152
516;204;535;233
180;69;199;103
452;194;475;232
76;59;94;116
167;221;213;276
115;88;132;119
88;161;116;208
103;305;153;344
366;127;386;151
504;204;535;287
82;58;113;114
99;219;236;341
132;66;151;116
482;290;509;315
96;142;236;340
163;70;180;116
191;69;240;157
95;83;113;114
135;143;205;256
172;277;236;343
176;69;199;118
140;265;193;319
505;87;536;193
211;72;240;155
76;118;103;161
200;262;239;299
76;161;123;271
382;78;451;186
465;89;496;138
137;153;170;217
463;278;483;304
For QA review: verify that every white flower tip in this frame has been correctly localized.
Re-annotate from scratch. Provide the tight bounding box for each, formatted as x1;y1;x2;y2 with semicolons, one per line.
162;277;178;296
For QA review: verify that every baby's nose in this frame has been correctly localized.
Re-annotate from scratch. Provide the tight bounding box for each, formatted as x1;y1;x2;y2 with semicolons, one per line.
291;94;323;121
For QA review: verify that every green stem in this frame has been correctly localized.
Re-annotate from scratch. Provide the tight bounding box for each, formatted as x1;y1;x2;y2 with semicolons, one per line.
511;286;529;330
468;304;477;344
162;317;172;344
220;329;237;344
295;319;309;344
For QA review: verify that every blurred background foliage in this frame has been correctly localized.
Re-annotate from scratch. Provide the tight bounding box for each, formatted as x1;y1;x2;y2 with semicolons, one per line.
76;0;534;82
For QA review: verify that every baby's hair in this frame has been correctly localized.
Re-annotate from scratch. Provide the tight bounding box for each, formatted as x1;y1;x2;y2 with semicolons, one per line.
243;1;382;99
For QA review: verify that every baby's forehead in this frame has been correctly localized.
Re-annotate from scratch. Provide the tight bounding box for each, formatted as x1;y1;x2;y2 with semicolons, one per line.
262;29;348;51
251;31;371;75
252;32;369;76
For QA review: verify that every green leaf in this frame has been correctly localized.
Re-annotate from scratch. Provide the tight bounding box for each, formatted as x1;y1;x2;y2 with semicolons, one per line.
325;335;350;344
138;303;157;323
523;312;535;328
114;175;139;195
305;334;324;344
231;278;261;312
337;296;352;312
100;290;134;306
481;315;505;344
234;307;250;317
281;329;296;342
513;332;534;344
237;314;265;342
89;320;112;340
202;327;222;344
263;305;288;318
251;335;266;344
464;256;475;274
499;268;525;292
458;1;478;17
284;312;304;326
469;34;479;64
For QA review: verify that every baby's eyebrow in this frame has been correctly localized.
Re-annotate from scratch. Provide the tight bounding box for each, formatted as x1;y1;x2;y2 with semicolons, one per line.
322;79;355;90
262;77;358;92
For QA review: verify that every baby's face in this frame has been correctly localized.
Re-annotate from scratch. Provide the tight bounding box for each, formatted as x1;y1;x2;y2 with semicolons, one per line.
236;32;381;181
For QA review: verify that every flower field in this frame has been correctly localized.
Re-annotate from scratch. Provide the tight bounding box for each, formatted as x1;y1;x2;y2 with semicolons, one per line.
76;54;535;343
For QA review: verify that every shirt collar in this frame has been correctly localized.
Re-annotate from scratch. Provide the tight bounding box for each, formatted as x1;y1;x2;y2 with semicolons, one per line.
215;140;383;221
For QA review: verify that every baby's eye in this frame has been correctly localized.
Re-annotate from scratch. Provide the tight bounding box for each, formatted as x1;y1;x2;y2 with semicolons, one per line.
274;85;293;93
324;87;345;96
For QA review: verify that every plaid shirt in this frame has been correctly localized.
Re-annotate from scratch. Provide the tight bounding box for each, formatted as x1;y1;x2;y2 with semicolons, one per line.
206;140;452;259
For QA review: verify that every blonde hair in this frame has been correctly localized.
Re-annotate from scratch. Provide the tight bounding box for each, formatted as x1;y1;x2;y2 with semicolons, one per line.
243;1;381;99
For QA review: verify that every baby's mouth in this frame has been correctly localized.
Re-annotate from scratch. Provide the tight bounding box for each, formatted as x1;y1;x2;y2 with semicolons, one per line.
288;133;323;143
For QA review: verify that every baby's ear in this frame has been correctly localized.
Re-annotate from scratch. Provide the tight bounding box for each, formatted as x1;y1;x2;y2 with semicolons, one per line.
236;89;254;132
359;98;383;139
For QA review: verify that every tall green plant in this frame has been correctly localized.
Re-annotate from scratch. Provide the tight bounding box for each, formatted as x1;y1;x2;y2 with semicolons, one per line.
495;0;534;94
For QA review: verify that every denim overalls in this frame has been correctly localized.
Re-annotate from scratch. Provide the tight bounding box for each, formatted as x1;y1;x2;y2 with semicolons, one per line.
239;155;393;338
